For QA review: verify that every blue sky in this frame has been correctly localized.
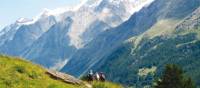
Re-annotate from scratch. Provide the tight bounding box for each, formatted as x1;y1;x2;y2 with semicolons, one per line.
0;0;81;30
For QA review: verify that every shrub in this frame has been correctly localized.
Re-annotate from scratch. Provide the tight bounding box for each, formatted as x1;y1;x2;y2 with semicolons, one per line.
80;75;89;81
28;71;39;79
14;66;26;73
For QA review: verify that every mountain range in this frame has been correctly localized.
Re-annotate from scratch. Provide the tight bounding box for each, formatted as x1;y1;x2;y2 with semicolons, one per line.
0;0;200;87
0;0;154;70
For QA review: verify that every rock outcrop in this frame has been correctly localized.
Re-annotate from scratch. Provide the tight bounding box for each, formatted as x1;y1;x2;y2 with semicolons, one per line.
46;70;82;85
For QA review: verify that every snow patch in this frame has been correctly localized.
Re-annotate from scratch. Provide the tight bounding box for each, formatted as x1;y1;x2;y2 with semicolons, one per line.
130;0;155;14
16;18;33;23
50;59;69;71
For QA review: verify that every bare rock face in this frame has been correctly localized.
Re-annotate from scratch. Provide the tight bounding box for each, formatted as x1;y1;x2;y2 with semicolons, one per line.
176;7;200;31
46;70;82;85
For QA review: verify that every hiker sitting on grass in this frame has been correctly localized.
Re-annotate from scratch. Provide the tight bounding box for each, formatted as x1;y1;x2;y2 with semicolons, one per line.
87;70;94;82
99;72;105;82
84;70;106;82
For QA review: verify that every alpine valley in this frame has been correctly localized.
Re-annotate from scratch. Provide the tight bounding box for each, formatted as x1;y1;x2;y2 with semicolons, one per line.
0;0;200;87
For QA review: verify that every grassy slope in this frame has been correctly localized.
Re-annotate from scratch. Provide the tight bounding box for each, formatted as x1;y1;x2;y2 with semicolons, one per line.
92;81;123;88
0;55;85;88
0;55;123;88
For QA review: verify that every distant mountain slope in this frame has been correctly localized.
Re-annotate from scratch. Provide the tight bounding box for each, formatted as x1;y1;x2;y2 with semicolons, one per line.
0;55;86;88
61;0;200;78
93;4;200;87
21;17;75;70
0;15;56;56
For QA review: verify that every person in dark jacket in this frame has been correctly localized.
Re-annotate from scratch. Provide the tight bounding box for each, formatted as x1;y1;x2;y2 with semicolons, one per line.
99;72;106;82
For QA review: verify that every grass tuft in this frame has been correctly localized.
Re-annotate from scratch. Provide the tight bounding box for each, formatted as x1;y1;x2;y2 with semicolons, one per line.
92;81;123;88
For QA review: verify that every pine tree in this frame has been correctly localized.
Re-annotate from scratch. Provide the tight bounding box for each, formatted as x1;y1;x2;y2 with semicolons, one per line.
183;78;196;88
154;64;196;88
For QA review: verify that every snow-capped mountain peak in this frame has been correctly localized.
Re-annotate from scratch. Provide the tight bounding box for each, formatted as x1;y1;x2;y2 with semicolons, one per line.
16;18;33;23
0;0;156;49
15;17;37;25
40;8;68;17
83;0;103;8
67;0;155;49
